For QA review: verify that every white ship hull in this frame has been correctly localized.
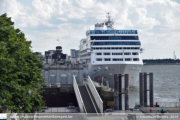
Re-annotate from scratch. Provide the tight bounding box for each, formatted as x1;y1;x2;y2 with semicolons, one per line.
83;63;143;87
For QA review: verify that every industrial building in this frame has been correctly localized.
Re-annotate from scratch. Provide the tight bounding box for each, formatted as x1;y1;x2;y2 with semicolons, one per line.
45;46;67;65
70;49;79;64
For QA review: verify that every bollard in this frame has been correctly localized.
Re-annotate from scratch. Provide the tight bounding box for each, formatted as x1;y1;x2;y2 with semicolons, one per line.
125;74;129;110
139;73;144;106
119;74;122;110
114;74;119;110
144;72;147;107
149;73;154;107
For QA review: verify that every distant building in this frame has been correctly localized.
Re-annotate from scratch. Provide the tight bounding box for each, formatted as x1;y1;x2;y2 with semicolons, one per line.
45;50;56;64
34;52;45;61
70;49;79;63
143;58;180;64
45;46;67;65
66;55;71;62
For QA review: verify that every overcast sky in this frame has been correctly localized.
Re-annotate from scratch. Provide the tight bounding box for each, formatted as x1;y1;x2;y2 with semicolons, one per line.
0;0;180;59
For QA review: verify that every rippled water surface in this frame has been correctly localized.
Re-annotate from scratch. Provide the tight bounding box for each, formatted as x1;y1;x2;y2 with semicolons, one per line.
128;65;180;108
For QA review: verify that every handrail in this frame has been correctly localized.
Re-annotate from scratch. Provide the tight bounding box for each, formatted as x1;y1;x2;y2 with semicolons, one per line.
73;77;87;114
87;76;103;114
85;84;99;115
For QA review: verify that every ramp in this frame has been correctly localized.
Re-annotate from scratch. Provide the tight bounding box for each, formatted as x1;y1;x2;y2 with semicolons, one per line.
73;76;102;114
78;85;97;113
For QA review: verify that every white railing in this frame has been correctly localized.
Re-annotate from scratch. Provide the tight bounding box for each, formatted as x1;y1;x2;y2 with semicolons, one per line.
87;76;103;114
73;77;87;114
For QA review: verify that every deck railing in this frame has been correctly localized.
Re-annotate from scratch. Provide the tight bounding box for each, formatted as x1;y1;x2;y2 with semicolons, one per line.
87;76;103;114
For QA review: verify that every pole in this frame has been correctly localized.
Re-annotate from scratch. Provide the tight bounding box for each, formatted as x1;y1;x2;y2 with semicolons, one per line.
102;77;103;85
119;74;122;110
144;72;147;107
125;74;129;110
114;74;119;110
139;73;144;106
149;73;154;107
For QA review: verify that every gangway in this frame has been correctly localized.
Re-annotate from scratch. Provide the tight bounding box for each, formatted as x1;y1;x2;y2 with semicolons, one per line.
73;76;103;114
79;85;96;113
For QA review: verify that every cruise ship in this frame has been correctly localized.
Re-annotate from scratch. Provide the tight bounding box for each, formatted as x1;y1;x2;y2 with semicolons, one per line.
79;13;143;87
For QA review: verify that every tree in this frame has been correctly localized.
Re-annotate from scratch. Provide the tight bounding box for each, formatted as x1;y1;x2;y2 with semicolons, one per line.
0;13;45;113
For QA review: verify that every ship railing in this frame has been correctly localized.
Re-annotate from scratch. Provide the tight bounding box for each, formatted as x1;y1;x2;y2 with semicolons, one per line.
87;76;103;114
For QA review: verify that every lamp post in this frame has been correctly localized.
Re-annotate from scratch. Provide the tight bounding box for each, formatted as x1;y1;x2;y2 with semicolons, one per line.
109;69;114;88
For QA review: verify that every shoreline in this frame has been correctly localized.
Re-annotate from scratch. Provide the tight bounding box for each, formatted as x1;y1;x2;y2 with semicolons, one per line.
144;64;180;65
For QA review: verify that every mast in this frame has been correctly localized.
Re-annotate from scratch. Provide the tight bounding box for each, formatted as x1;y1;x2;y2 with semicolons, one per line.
104;12;114;30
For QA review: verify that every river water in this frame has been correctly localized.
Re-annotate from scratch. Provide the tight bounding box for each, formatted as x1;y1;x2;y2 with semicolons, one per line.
128;65;180;108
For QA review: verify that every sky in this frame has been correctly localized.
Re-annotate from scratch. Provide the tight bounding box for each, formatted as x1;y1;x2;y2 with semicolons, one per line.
0;0;180;59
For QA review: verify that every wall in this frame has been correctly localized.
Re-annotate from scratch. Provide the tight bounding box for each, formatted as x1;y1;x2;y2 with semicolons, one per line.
42;63;84;85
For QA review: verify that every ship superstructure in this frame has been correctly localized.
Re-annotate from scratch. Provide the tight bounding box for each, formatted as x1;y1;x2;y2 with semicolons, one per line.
79;13;143;87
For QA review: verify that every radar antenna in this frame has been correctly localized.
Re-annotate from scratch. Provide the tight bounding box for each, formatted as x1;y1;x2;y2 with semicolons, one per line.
104;12;114;30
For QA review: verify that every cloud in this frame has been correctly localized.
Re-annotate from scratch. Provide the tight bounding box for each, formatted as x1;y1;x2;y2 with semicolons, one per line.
57;17;68;21
0;0;180;59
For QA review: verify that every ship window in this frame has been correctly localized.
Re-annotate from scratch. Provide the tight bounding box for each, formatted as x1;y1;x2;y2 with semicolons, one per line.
112;47;115;50
96;58;102;61
96;53;102;55
124;52;131;55
127;47;130;49
131;47;135;49
104;53;110;55
103;48;107;50
133;58;139;61
104;58;111;61
134;47;140;49
91;36;139;40
107;47;110;49
125;58;132;61
113;58;123;61
112;53;123;55
100;47;102;49
96;48;99;50
123;47;127;49
119;47;122;49
91;42;141;45
132;52;139;55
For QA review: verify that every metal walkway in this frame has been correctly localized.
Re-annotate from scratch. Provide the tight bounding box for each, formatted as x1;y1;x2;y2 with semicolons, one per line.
78;85;96;113
73;76;103;114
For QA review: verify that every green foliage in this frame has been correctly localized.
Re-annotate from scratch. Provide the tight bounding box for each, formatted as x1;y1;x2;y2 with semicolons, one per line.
42;84;47;88
0;13;45;113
